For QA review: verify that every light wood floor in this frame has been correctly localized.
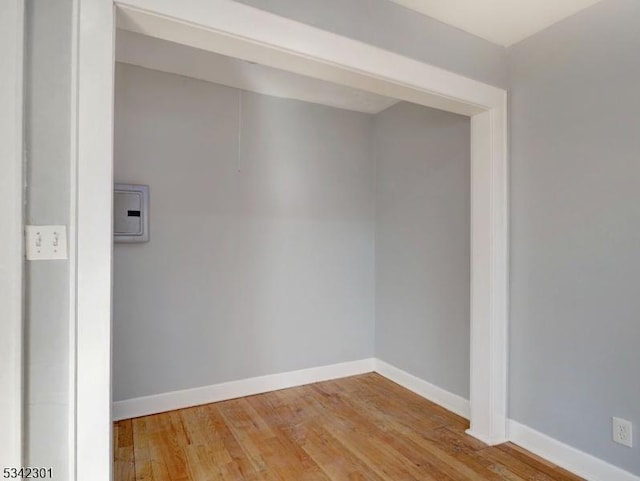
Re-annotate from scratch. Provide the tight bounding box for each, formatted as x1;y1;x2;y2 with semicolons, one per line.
114;373;583;481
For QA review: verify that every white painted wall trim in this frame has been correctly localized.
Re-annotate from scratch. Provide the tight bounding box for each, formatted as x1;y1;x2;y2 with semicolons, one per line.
0;0;24;468
115;0;501;117
467;107;509;446
113;359;375;421
68;1;80;478
373;360;470;420
76;0;509;472
509;420;640;481
75;1;114;480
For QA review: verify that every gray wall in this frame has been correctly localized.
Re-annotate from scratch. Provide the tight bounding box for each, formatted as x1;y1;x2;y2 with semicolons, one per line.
234;0;507;88
24;0;72;478
374;102;470;398
113;64;375;401
508;0;640;474
113;65;471;411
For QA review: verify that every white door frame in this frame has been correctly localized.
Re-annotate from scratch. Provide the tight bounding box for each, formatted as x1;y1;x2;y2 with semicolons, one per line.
75;0;508;478
0;0;24;469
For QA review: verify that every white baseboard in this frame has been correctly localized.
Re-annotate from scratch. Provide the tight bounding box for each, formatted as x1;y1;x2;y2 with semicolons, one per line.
373;359;471;420
112;358;375;421
509;420;640;481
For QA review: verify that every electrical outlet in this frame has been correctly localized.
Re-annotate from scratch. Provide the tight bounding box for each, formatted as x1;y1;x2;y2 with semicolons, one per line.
612;417;633;447
25;225;68;260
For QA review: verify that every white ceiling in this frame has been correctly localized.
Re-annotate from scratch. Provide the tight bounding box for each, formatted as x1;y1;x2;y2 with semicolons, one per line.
116;30;398;114
388;0;603;46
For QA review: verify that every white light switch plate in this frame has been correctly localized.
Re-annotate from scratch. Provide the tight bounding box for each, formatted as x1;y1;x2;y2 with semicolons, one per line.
25;225;68;260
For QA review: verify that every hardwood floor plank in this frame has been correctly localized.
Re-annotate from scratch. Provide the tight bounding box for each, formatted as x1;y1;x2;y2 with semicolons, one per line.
245;396;331;481
290;422;388;481
131;417;155;481
216;400;276;473
117;419;134;448
114;374;585;481
204;404;262;479
114;422;119;454
184;444;227;481
169;410;192;446
115;419;135;481
114;446;135;481
148;430;190;481
180;406;233;465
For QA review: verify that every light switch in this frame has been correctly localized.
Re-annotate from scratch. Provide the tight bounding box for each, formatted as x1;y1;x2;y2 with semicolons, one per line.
25;225;68;260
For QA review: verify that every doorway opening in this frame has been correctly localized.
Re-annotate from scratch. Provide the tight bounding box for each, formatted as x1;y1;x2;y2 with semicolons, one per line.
73;2;508;477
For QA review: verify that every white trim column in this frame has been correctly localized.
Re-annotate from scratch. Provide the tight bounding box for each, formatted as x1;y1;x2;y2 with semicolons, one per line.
75;0;114;480
467;106;509;445
0;0;25;468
